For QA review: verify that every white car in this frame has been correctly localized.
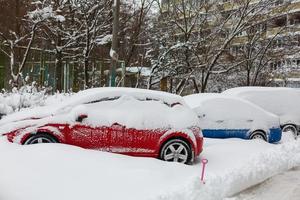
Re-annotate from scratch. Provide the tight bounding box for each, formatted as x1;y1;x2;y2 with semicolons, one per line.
184;93;282;143
223;87;300;136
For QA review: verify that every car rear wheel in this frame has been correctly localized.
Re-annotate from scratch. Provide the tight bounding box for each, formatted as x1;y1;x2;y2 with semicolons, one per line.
160;139;192;164
282;124;298;137
250;131;267;142
24;133;58;145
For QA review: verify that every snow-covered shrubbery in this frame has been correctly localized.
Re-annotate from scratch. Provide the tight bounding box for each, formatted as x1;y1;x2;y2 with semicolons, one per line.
0;85;72;118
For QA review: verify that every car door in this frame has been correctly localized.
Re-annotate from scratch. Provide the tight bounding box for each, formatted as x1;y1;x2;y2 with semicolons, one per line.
200;99;236;138
111;127;161;155
68;123;94;149
109;99;162;155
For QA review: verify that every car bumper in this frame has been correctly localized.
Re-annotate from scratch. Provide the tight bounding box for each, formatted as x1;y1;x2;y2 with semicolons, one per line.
268;128;282;143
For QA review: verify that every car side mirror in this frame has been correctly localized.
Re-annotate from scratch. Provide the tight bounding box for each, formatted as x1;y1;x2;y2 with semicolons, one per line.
76;114;88;123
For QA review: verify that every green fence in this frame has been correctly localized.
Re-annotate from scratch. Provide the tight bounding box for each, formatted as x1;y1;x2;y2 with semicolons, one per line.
0;54;5;90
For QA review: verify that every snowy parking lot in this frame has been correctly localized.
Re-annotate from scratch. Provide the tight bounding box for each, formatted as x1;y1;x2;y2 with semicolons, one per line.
0;133;299;200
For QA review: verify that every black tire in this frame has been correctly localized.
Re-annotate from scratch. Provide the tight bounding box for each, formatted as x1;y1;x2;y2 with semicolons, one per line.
23;133;58;145
160;138;192;164
250;131;267;142
282;124;298;137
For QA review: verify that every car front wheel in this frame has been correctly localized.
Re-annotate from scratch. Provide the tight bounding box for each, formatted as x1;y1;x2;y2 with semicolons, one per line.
24;133;58;145
250;131;267;142
160;139;192;164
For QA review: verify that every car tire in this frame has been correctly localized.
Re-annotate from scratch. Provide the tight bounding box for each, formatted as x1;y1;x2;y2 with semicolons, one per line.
24;133;58;145
250;131;267;142
160;138;192;164
282;124;298;138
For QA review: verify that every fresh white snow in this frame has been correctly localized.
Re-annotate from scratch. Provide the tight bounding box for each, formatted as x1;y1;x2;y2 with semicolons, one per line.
1;89;300;200
0;135;300;200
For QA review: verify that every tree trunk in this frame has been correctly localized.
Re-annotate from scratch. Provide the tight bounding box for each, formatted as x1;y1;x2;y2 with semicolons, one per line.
84;58;89;88
55;52;63;91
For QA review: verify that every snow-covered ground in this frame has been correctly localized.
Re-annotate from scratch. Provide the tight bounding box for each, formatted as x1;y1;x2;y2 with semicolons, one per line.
228;167;300;200
0;133;299;200
1;91;300;200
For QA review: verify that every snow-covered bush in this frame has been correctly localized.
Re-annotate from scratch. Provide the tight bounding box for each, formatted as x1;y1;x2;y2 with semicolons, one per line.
0;84;72;118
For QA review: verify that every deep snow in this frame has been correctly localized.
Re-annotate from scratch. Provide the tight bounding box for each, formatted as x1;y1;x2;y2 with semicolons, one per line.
0;133;299;200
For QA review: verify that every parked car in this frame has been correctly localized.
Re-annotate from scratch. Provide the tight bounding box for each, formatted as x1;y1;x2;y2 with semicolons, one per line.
184;93;282;143
223;87;300;137
0;88;203;164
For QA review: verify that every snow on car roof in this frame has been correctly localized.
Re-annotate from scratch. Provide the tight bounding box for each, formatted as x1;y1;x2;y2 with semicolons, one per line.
59;87;186;109
0;88;186;125
184;93;260;109
184;93;280;130
222;87;300;119
222;87;300;125
222;86;297;95
0;88;199;134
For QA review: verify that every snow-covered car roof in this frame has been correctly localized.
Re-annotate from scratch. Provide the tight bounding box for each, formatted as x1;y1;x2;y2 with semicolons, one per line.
184;93;277;117
222;87;300;124
57;87;186;109
184;93;280;130
0;88;199;134
222;86;298;95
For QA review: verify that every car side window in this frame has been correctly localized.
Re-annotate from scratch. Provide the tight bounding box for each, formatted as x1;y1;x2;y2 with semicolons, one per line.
84;96;120;104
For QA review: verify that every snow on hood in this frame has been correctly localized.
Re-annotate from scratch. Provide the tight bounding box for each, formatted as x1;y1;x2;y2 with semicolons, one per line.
0;89;199;135
0;88;186;126
184;93;280;130
222;87;300;125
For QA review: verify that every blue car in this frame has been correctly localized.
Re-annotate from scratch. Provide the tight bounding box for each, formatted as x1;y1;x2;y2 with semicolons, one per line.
184;94;282;143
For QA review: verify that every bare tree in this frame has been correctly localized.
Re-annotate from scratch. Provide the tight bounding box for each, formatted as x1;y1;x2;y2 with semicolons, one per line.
148;0;287;93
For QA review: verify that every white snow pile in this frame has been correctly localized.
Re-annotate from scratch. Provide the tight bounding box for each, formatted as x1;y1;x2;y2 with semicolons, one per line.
0;136;300;200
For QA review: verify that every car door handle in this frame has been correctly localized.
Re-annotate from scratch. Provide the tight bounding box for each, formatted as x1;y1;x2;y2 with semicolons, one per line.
247;120;254;122
216;120;224;123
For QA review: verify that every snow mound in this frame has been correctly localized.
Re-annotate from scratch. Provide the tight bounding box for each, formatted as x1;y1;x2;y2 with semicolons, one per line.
1;138;300;200
159;139;300;200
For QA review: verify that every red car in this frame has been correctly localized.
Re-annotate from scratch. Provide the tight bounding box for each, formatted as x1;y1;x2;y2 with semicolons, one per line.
0;88;203;164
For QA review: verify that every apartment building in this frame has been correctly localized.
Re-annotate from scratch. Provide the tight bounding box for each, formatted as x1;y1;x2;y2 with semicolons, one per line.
228;0;300;82
161;0;300;87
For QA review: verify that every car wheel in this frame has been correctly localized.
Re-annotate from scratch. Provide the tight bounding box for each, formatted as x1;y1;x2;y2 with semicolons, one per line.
24;133;58;145
160;139;192;164
282;124;298;137
250;131;267;142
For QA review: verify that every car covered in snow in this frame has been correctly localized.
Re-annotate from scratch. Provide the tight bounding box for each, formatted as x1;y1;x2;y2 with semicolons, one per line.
184;93;282;143
0;88;203;164
223;87;300;137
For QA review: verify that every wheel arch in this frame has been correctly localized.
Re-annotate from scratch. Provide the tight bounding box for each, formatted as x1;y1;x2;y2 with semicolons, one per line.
250;129;267;141
158;132;196;157
281;123;298;130
21;130;61;145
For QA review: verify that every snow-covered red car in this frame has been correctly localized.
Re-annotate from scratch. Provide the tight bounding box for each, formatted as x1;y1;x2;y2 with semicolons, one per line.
0;88;203;164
